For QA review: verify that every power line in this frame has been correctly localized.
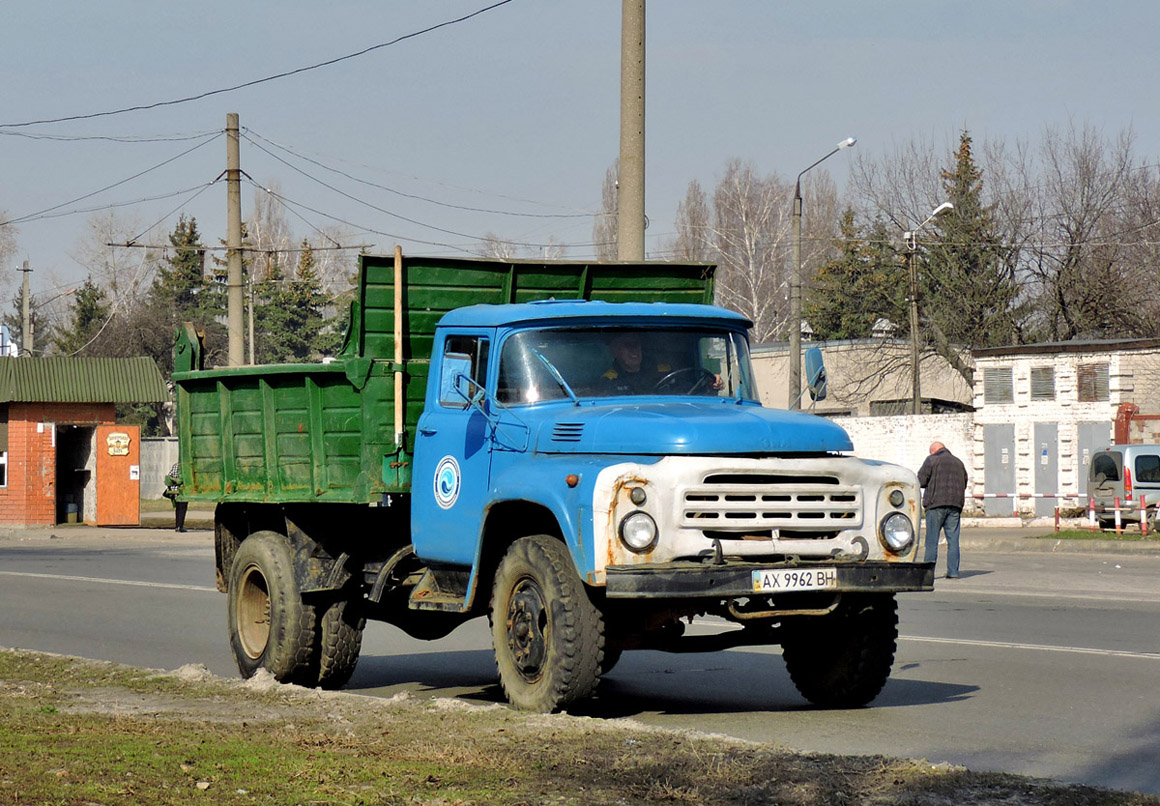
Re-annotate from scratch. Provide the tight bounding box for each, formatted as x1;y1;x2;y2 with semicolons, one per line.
0;129;219;143
241;142;490;241
4;183;215;227
0;132;222;226
244;128;593;219
0;1;514;129
126;182;222;245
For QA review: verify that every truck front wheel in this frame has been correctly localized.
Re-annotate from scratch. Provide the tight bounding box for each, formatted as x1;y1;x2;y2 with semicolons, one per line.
490;535;603;712
781;593;898;708
227;531;317;685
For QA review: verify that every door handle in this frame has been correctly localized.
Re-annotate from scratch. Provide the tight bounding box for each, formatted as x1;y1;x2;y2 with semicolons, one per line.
418;426;437;436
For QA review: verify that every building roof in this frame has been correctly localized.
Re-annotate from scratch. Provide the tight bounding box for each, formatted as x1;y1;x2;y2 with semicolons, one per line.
0;357;168;404
972;338;1160;359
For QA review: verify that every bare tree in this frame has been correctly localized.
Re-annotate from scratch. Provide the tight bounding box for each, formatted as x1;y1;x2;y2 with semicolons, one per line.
479;232;519;260
668;179;713;262
593;160;618;262
1015;123;1153;340
249;180;295;283
711;159;793;342
71;211;160;307
0;217;17;299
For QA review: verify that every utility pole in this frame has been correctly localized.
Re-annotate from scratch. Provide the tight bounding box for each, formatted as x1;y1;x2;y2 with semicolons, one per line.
907;247;921;415
617;0;645;261
226;113;244;367
19;260;32;357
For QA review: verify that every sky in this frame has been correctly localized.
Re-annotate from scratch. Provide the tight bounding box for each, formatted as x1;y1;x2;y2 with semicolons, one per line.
2;0;1158;305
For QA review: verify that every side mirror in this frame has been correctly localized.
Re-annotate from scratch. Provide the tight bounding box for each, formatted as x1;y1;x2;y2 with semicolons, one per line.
804;347;828;402
439;353;475;408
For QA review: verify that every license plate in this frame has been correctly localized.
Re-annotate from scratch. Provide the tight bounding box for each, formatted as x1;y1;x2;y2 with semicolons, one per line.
751;568;837;592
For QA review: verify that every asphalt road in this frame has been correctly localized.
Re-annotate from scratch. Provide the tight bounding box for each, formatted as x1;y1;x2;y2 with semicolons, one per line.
1;526;1158;795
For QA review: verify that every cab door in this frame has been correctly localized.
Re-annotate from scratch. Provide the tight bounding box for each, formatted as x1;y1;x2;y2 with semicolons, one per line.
411;331;493;566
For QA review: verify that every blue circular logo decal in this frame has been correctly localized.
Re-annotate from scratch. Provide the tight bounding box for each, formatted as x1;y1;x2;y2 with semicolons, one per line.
433;455;461;510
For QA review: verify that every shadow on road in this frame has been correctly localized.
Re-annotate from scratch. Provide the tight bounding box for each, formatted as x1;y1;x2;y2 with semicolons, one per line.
344;647;978;718
1078;712;1160;796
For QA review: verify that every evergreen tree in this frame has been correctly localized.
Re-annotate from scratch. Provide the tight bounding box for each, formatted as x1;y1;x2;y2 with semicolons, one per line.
54;277;111;356
805;211;904;341
922;131;1020;351
253;240;338;363
2;291;55;355
141;215;226;372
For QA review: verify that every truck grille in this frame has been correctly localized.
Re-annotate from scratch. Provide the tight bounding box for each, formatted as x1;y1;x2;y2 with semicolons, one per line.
680;473;862;531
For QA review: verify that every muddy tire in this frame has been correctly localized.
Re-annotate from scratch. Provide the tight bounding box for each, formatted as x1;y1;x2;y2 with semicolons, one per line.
490;536;603;712
227;531;317;685
314;597;365;690
781;593;898;708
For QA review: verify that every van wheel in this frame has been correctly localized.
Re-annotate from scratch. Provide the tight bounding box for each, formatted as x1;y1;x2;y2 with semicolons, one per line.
490;536;603;712
227;531;317;684
781;593;897;708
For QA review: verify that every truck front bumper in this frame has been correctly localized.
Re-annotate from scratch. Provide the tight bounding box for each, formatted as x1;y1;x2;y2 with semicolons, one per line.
604;561;935;599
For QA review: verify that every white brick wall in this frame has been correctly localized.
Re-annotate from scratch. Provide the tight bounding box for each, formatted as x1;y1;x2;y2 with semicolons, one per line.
833;413;976;510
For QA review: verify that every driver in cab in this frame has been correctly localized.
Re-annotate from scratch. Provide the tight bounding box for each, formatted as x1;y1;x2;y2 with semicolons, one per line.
601;333;723;395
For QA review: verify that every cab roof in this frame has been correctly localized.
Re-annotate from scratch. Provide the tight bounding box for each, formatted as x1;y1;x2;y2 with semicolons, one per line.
436;299;752;330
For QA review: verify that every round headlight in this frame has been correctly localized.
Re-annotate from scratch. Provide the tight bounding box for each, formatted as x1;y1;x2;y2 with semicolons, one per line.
880;512;915;554
888;489;905;508
619;511;658;553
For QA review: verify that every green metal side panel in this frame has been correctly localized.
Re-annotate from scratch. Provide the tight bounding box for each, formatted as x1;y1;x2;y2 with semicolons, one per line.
174;254;715;505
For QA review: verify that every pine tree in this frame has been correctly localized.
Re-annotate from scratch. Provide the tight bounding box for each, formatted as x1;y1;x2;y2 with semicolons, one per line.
2;291;55;356
253;240;338;363
54;277;111;356
805;211;903;341
141;215;227;371
922;132;1020;351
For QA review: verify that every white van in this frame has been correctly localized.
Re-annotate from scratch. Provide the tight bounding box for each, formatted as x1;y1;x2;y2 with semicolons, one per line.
1088;444;1160;529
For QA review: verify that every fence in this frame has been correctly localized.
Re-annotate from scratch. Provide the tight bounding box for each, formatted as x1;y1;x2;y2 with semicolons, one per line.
971;492;1153;535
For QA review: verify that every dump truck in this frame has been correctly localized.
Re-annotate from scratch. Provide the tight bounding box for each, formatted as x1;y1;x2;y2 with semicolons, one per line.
173;250;934;712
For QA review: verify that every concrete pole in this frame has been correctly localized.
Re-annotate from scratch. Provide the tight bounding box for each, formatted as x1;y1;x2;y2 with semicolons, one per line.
226;113;244;367
617;0;645;261
20;260;31;356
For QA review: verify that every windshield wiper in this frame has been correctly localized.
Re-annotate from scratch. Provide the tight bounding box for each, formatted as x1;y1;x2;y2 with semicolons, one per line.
530;348;579;406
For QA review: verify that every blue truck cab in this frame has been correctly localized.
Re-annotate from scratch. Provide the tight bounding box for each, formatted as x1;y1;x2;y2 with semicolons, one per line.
409;299;933;711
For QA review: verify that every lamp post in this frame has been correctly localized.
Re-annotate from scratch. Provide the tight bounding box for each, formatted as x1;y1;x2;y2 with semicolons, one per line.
904;201;954;415
789;137;856;409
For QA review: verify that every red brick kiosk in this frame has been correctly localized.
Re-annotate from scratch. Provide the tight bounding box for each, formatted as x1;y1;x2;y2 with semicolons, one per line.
0;357;167;527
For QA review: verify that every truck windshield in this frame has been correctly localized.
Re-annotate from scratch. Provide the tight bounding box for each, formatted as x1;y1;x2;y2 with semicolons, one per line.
496;326;758;404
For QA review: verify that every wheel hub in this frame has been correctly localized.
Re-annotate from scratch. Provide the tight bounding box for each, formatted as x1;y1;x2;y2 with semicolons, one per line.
236;564;271;660
506;578;547;680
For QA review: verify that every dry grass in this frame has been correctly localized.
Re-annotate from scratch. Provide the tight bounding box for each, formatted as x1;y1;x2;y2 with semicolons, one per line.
0;648;1155;805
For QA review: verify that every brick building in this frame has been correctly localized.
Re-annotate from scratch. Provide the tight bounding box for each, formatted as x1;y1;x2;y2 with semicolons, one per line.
0;357;167;527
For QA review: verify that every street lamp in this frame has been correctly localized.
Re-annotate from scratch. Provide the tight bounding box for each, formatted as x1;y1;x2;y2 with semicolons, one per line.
904;201;954;415
789;137;856;409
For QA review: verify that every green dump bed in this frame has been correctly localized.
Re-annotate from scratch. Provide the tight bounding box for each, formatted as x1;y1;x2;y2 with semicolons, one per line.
172;253;716;505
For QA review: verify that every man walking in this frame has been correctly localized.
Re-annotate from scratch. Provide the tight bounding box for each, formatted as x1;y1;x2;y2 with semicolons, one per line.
917;441;968;578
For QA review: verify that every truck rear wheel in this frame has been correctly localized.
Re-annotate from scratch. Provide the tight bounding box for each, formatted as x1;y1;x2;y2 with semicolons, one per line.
490;535;603;712
314;597;365;690
227;531;317;685
781;593;898;708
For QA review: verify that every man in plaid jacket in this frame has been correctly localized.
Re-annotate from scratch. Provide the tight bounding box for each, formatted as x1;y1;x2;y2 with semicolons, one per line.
917;442;968;578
